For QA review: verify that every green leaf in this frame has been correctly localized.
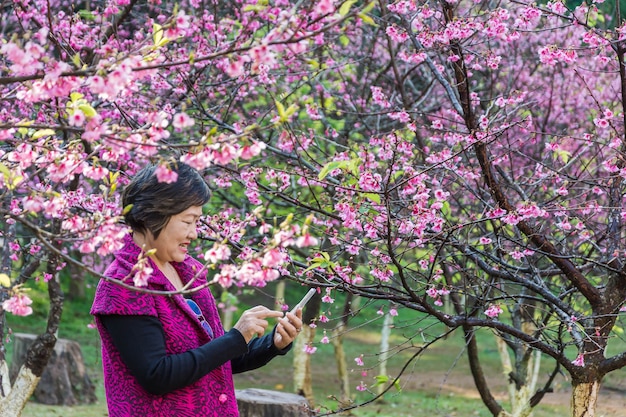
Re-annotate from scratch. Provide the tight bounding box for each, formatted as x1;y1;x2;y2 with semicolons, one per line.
274;100;296;123
153;23;163;46
358;12;377;26
70;92;83;102
152;23;170;47
362;1;376;14
372;375;389;387
339;0;357;15
363;193;381;204
32;129;56;139
348;158;361;176
78;103;97;118
394;378;402;392
302;252;333;273
0;273;10;288
0;162;10;178
553;149;571;164
78;9;95;20
71;53;82;68
243;4;266;12
440;200;451;216
307;59;320;69
317;162;334;180
318;160;350;180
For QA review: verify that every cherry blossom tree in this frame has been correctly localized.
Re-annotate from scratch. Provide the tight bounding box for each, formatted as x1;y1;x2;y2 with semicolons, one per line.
2;0;626;417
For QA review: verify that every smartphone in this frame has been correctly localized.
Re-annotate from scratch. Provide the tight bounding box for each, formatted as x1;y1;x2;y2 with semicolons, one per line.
290;288;317;314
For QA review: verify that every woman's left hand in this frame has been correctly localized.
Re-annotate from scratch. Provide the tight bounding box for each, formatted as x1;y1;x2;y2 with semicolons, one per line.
273;309;303;350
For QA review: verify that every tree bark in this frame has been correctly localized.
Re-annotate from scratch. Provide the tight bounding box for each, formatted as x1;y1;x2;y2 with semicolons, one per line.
236;388;312;417
66;255;86;301
494;335;540;417
331;292;354;406
377;309;393;398
0;365;39;417
293;325;315;403
571;380;600;417
331;322;350;406
293;290;320;404
464;325;504;416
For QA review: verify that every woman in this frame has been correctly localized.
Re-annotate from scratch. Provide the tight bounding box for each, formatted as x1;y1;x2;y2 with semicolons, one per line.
91;162;303;417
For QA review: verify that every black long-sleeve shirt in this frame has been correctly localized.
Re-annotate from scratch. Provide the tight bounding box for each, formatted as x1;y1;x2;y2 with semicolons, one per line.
101;314;290;395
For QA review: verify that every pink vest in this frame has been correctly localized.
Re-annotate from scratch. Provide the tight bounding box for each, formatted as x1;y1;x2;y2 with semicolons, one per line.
91;234;239;416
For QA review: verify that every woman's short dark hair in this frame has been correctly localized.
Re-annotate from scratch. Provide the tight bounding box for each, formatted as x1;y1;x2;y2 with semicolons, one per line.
122;162;210;239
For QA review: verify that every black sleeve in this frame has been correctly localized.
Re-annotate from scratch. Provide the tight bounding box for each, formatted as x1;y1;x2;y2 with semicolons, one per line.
100;314;248;395
231;326;292;374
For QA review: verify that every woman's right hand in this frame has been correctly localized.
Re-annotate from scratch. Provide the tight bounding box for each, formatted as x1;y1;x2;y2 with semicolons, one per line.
233;306;284;343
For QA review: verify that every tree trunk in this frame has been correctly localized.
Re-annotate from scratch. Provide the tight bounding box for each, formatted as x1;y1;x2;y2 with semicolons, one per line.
66;254;86;301
275;280;286;309
571;380;600;417
0;365;39;417
0;333;57;417
494;335;539;417
330;292;355;407
464;325;505;417
236;388;312;417
377;309;393;398
331;322;350;406
0;361;9;399
293;290;320;404
293;325;315;404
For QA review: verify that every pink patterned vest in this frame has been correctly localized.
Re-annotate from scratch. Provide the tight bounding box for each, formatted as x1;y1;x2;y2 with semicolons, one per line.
91;234;239;416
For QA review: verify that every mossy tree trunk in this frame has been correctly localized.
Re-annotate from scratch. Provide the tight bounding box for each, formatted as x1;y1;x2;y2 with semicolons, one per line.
571;379;600;417
293;290;320;405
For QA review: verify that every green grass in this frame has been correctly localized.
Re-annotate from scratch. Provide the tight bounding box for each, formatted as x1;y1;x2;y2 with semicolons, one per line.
4;281;624;417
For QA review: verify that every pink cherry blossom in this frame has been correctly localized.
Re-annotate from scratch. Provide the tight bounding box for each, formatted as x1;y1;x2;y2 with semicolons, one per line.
485;304;503;318
386;25;408;43
303;344;317;354
205;244;232;263
155;165;178;183
224;56;247;78
240;142;266;160
262;249;286;268
2;294;33;316
296;233;319;248
314;0;334;16
572;353;585;367
172;112;195;130
133;264;153;287
370;86;391;108
215;265;237;288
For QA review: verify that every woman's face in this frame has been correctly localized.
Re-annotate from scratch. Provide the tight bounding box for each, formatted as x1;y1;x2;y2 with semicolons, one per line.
149;205;203;266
